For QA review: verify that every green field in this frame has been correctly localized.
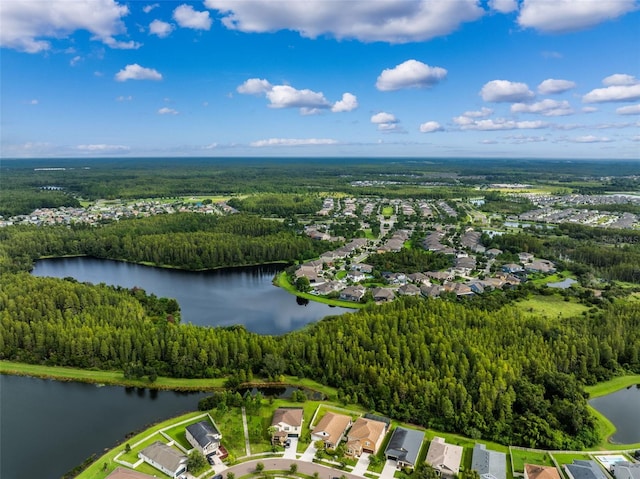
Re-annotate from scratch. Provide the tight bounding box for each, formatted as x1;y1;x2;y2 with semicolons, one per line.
382;206;394;216
514;295;589;319
511;449;555;473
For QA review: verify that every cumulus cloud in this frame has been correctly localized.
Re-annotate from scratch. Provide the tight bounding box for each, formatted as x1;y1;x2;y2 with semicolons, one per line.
504;135;547;144
237;78;355;114
571;135;613;143
419;121;443;133
603;73;639;86
70;55;82;66
480;80;534;102
456;117;548;131
617;104;640;115
115;64;163;82
518;0;638;33
149;20;174;38
376;60;447;91
537;78;576;94
237;78;273;95
158;107;178;115
489;0;518;13
250;138;338;147
0;0;140;52
204;0;484;43
583;84;640;103
143;4;159;14
461;107;493;118
511;99;573;116
582;106;598;113
173;4;212;30
331;93;358;112
371;112;401;132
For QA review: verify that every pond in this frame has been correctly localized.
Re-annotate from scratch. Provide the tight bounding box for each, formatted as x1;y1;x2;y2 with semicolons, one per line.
0;374;208;479
547;278;578;289
589;385;640;444
32;257;352;335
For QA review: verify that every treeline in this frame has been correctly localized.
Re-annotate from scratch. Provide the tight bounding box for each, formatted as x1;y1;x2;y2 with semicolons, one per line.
366;249;452;273
0;189;80;218
0;213;332;272
227;194;323;216
2;271;639;449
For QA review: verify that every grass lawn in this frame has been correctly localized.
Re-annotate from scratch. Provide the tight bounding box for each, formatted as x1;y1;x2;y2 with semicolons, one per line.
584;375;640;399
208;407;247;459
382;206;394;216
552;453;592;467
274;272;363;309
511;449;555;473
514;295;588;319
163;417;215;450
530;271;576;286
118;432;166;464
363;229;378;240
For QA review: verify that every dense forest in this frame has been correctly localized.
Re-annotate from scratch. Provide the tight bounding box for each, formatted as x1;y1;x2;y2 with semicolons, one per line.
1;273;638;450
366;249;452;273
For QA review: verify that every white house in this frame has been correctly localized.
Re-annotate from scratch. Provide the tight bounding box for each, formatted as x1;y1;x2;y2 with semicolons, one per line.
139;441;187;478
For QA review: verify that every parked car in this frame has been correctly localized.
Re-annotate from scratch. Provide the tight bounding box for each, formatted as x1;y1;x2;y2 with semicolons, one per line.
284;439;291;448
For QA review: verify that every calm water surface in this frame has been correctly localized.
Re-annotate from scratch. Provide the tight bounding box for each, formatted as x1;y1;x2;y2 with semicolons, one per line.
0;374;208;479
589;385;640;444
32;257;351;334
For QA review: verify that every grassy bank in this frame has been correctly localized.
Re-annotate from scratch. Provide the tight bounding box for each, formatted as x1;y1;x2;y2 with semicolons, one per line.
584;375;640;399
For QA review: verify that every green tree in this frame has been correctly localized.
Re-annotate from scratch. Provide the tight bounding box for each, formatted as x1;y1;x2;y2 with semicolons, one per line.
187;450;207;474
256;462;265;473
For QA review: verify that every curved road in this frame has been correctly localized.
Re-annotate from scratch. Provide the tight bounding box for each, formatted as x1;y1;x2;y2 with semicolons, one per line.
222;458;361;479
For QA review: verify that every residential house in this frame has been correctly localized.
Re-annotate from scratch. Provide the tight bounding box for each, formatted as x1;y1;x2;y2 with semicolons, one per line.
468;282;485;294
502;263;524;274
345;417;388;457
313;281;342;296
611;462;640;479
565;460;608;479
351;263;374;274
271;407;304;444
384;272;407;284
526;259;556;274
339;285;366;302
454;256;476;275
138;441;188;479
425;271;454;282
407;272;429;285
485;248;503;257
421;284;444;298
425;436;463;479
372;287;396;303
524;464;561;479
185;420;222;457
295;266;321;284
385;427;425;470
311;412;352;449
518;252;534;263
471;444;507;479
347;271;366;282
398;284;421;296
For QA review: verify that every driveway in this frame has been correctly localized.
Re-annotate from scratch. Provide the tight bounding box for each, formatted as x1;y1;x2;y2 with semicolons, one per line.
380;459;397;479
300;442;317;462
283;437;299;460
351;453;370;477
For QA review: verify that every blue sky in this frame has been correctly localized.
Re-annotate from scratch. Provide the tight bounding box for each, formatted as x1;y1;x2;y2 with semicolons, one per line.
1;0;639;159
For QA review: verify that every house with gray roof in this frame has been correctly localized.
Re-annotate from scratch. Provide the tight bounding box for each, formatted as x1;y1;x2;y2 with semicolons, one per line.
139;441;187;478
186;420;221;457
612;462;640;479
472;444;507;479
565;460;608;479
384;427;425;470
426;436;463;479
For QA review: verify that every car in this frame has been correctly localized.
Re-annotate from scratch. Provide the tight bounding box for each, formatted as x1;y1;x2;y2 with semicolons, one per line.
284;439;291;448
212;474;223;479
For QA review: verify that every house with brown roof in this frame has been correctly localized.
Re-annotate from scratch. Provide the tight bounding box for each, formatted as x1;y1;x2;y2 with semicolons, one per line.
271;407;304;444
345;417;388;457
425;436;463;479
310;411;352;449
372;287;396;303
524;464;561;479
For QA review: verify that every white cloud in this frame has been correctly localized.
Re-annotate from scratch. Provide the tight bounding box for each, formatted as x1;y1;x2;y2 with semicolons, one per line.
376;60;447;91
518;0;638;33
371;112;400;132
250;138;338;147
143;4;159;14
461;107;493;118
537;78;576;94
158;107;178;115
504;135;547;143
237;78;354;114
115;64;163;82
458;118;549;130
204;0;484;43
541;51;563;59
617;104;640;115
266;85;330;109
631;135;640;142
603;73;639;86
237;78;273;95
70;55;82;66
571;135;613;143
149;20;174;38
582;106;598;113
0;0;140;53
511;99;573;116
480;80;534;102
173;4;212;30
76;144;130;152
28;99;39;105
331;93;358;112
489;0;518;13
116;95;133;101
419;121;443;133
583;84;640;103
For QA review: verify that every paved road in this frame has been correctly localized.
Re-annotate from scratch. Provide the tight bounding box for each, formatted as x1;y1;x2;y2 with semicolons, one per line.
221;458;362;479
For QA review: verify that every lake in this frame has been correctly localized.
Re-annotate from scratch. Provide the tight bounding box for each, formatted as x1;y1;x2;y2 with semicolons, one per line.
0;374;209;479
32;257;352;334
589;385;640;444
